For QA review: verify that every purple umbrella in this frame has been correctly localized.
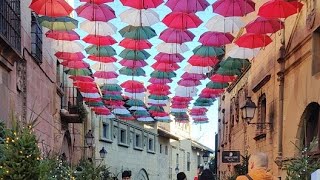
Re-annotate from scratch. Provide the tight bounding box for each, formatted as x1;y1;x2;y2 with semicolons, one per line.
178;79;201;87
165;0;209;13
159;28;195;44
181;72;206;80
148;77;172;84
213;0;255;17
245;17;284;34
199;31;234;47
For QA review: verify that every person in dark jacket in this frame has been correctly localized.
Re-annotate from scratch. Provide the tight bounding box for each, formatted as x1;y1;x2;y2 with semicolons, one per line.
177;172;187;180
199;169;215;180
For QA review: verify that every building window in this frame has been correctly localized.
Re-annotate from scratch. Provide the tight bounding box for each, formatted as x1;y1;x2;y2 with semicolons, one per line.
230;97;235;127
100;120;112;143
120;129;127;144
148;137;154;152
160;144;162;154
197;154;201;166
165;145;168;155
102;123;109;139
302;103;320;152
31;13;42;63
312;27;320;76
187;152;191;171
134;133;143;149
257;94;267;133
176;153;179;165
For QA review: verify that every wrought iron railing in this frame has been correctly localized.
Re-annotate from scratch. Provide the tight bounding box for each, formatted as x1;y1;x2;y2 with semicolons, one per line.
62;87;83;114
0;0;21;53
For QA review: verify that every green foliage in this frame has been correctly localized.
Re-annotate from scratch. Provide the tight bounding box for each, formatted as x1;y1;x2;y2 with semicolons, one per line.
284;140;320;180
39;157;73;180
227;154;250;180
78;103;88;122
74;159;112;180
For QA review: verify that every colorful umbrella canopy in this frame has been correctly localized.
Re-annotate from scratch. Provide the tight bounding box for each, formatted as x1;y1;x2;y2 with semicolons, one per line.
199;32;234;47
206;82;229;89
149;95;169;100
76;3;116;21
184;64;212;74
38;16;78;30
178;79;201;87
165;0;209;13
120;8;160;26
235;33;272;48
88;56;117;63
53;41;84;52
74;81;96;89
124;92;146;99
80;0;113;4
119;26;157;40
85;45;116;56
162;12;203;29
81;92;100;98
55;52;85;61
80;20;117;36
216;67;241;76
119;67;146;76
154;53;184;63
126;99;145;106
193;45;225;57
65;68;91;76
120;0;163;9
228;46;260;59
205;15;244;32
156;43;189;54
150;71;176;79
258;0;303;19
119;49;151;60
149;77;172;84
151;62;179;72
93;71;118;79
159;28;195;43
212;0;255;17
121;80;145;89
210;74;236;83
29;0;73;17
91;62;118;71
245;17;284;34
45;30;80;41
188;55;218;67
219;57;250;69
83;35;117;46
119;59;148;68
147;84;170;91
69;76;94;82
101;84;122;91
61;60;89;69
181;72;206;80
119;39;152;50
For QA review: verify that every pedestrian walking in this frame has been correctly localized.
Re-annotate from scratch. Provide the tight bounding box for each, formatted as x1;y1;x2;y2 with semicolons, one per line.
122;170;131;180
177;172;187;180
199;169;215;180
194;165;204;180
236;152;272;180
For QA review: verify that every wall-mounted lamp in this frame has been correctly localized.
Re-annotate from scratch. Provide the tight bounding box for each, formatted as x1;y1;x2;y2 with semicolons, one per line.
85;130;94;148
241;97;272;126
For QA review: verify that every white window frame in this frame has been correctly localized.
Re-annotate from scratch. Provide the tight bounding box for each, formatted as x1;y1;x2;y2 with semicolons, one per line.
99;119;112;143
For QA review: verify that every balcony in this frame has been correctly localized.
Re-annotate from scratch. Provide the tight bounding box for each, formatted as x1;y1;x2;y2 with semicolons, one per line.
0;0;21;55
60;87;87;123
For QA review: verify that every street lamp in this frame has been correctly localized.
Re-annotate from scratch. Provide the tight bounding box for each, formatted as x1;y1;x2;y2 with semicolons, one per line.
240;97;257;122
175;166;179;174
85;130;94;147
99;147;107;159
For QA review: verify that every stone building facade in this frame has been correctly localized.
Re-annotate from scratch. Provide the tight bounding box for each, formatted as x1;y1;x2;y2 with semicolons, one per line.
217;0;320;179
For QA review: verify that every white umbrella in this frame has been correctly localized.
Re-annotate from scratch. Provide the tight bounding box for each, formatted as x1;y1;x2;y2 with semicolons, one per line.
228;45;260;59
155;116;171;120
191;115;208;119
192;106;208;109
91;62;119;71
103;114;116;119
124;92;145;100
81;92;100;98
80;20;117;36
95;78;119;85
205;15;244;33
175;86;198;93
171;108;187;113
147;99;169;104
156;42;189;54
112;108;130;115
137;117;155;122
129;106;147;111
53;41;84;52
184;64;212;74
120;8;160;26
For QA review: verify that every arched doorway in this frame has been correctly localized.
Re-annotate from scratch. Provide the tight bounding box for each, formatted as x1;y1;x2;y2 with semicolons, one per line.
135;168;149;180
61;130;72;162
297;102;320;152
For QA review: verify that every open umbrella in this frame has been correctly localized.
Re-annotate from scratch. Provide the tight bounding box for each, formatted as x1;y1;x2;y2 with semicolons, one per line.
55;52;85;61
91;62;118;71
101;84;122;91
120;0;163;9
245;17;284;34
184;64;212;74
212;0;255;17
121;80;145;89
258;0;303;19
93;71;118;79
219;57;250;69
76;3;116;21
85;45;116;56
119;39;152;50
165;0;209;13
149;95;169;100
156;43;189;54
80;0;113;4
129;106;147;111
147;84;170;91
172;96;192;102
188;55;218;67
193;45;225;57
149;90;171;96
151;62;179;72
119;59;148;68
74;81;96;89
205;15;244;32
120;8;160;26
125;87;146;93
181;72;206;80
119;49;150;60
83;35;117;46
124;92;145;99
228;45;260;59
154;53;184;63
148;77;172;84
150;71;176;79
45;30;80;41
53;41;84;53
61;60;89;69
65;68;91;76
88;55;117;63
119;25;157;40
235;33;272;48
178;79;201;87
162;12;203;29
210;74;236;83
80;20;117;36
38;16;78;30
119;67;146;76
199;32;234;47
159;28;195;43
206;81;229;89
126;99;145;106
137;117;154;122
69;76;94;82
29;0;73;17
216;67;241;76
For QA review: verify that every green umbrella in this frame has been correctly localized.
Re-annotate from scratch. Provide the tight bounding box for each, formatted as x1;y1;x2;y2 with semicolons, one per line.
38;16;78;30
219;57;250;69
103;94;123;100
156;118;171;123
85;45;116;57
117;114;132;117
206;81;229;89
119;49;150;60
119;67;146;76
149;106;164;112
133;110;150;117
193;45;225;57
119;25;157;40
193;102;212;107
100;84;122;91
85;101;104;107
195;98;214;104
148;95;169;100
150;71;176;79
216;67;241;76
126;99;145;106
64;68;91;76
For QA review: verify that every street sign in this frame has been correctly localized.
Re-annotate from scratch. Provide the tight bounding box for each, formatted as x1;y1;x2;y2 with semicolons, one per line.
222;151;240;163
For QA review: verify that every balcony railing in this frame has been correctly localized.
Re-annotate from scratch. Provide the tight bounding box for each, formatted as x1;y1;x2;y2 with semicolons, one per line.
63;87;83;114
0;0;21;53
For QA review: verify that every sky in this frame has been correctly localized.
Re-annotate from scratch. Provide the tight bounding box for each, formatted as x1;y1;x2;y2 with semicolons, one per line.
72;0;219;150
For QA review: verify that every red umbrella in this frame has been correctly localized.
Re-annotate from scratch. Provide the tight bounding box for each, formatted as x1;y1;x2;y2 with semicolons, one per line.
148;77;172;84
151;112;169;117
190;108;207;113
172;96;192;102
93;71;118;79
76;3;115;21
258;0;303;19
181;72;206;80
69;76;94;82
188;55;219;67
73;81;96;88
119;59;148;68
149;90;171;96
159;28;195;44
154;53;184;63
212;0;255;17
235;33;272;48
125;88;146;93
178;79;201;87
55;52;85;61
83;97;102;102
83;35;117;46
46;30;80;41
201;88;225;94
61;60;89;69
79;87;99;93
199;32;234;47
162;12;203;29
120;0;163;9
151;62;179;72
80;0;113;4
121;80;145;89
245;17;284;34
104;100;125;106
171;104;189;108
29;0;73;17
147;84;170;91
88;55;116;63
92;107;111;114
165;0;209;13
210;74;236;83
119;39;152;50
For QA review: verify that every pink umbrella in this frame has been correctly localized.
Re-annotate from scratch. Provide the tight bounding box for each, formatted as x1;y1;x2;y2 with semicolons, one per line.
159;28;195;43
80;0;113;4
125;88;146;93
172;96;192;102
147;84;170;91
119;59;148;68
55;52;85;61
151;62;180;72
61;60;89;69
212;0;255;17
181;72;206;80
88;55;117;63
188;55;219;67
46;30;80;41
69;76;94;82
162;12;203;29
199;32;234;47
258;0;303;19
165;0;209;13
83;35;117;46
245;17;284;34
235;33;272;48
148;77;172;84
178;79;201;87
154;53;184;63
93;71;118;79
119;39;152;50
76;3;115;21
149;90;171;96
201;88;224;95
210;74;236;83
171;104;189;108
